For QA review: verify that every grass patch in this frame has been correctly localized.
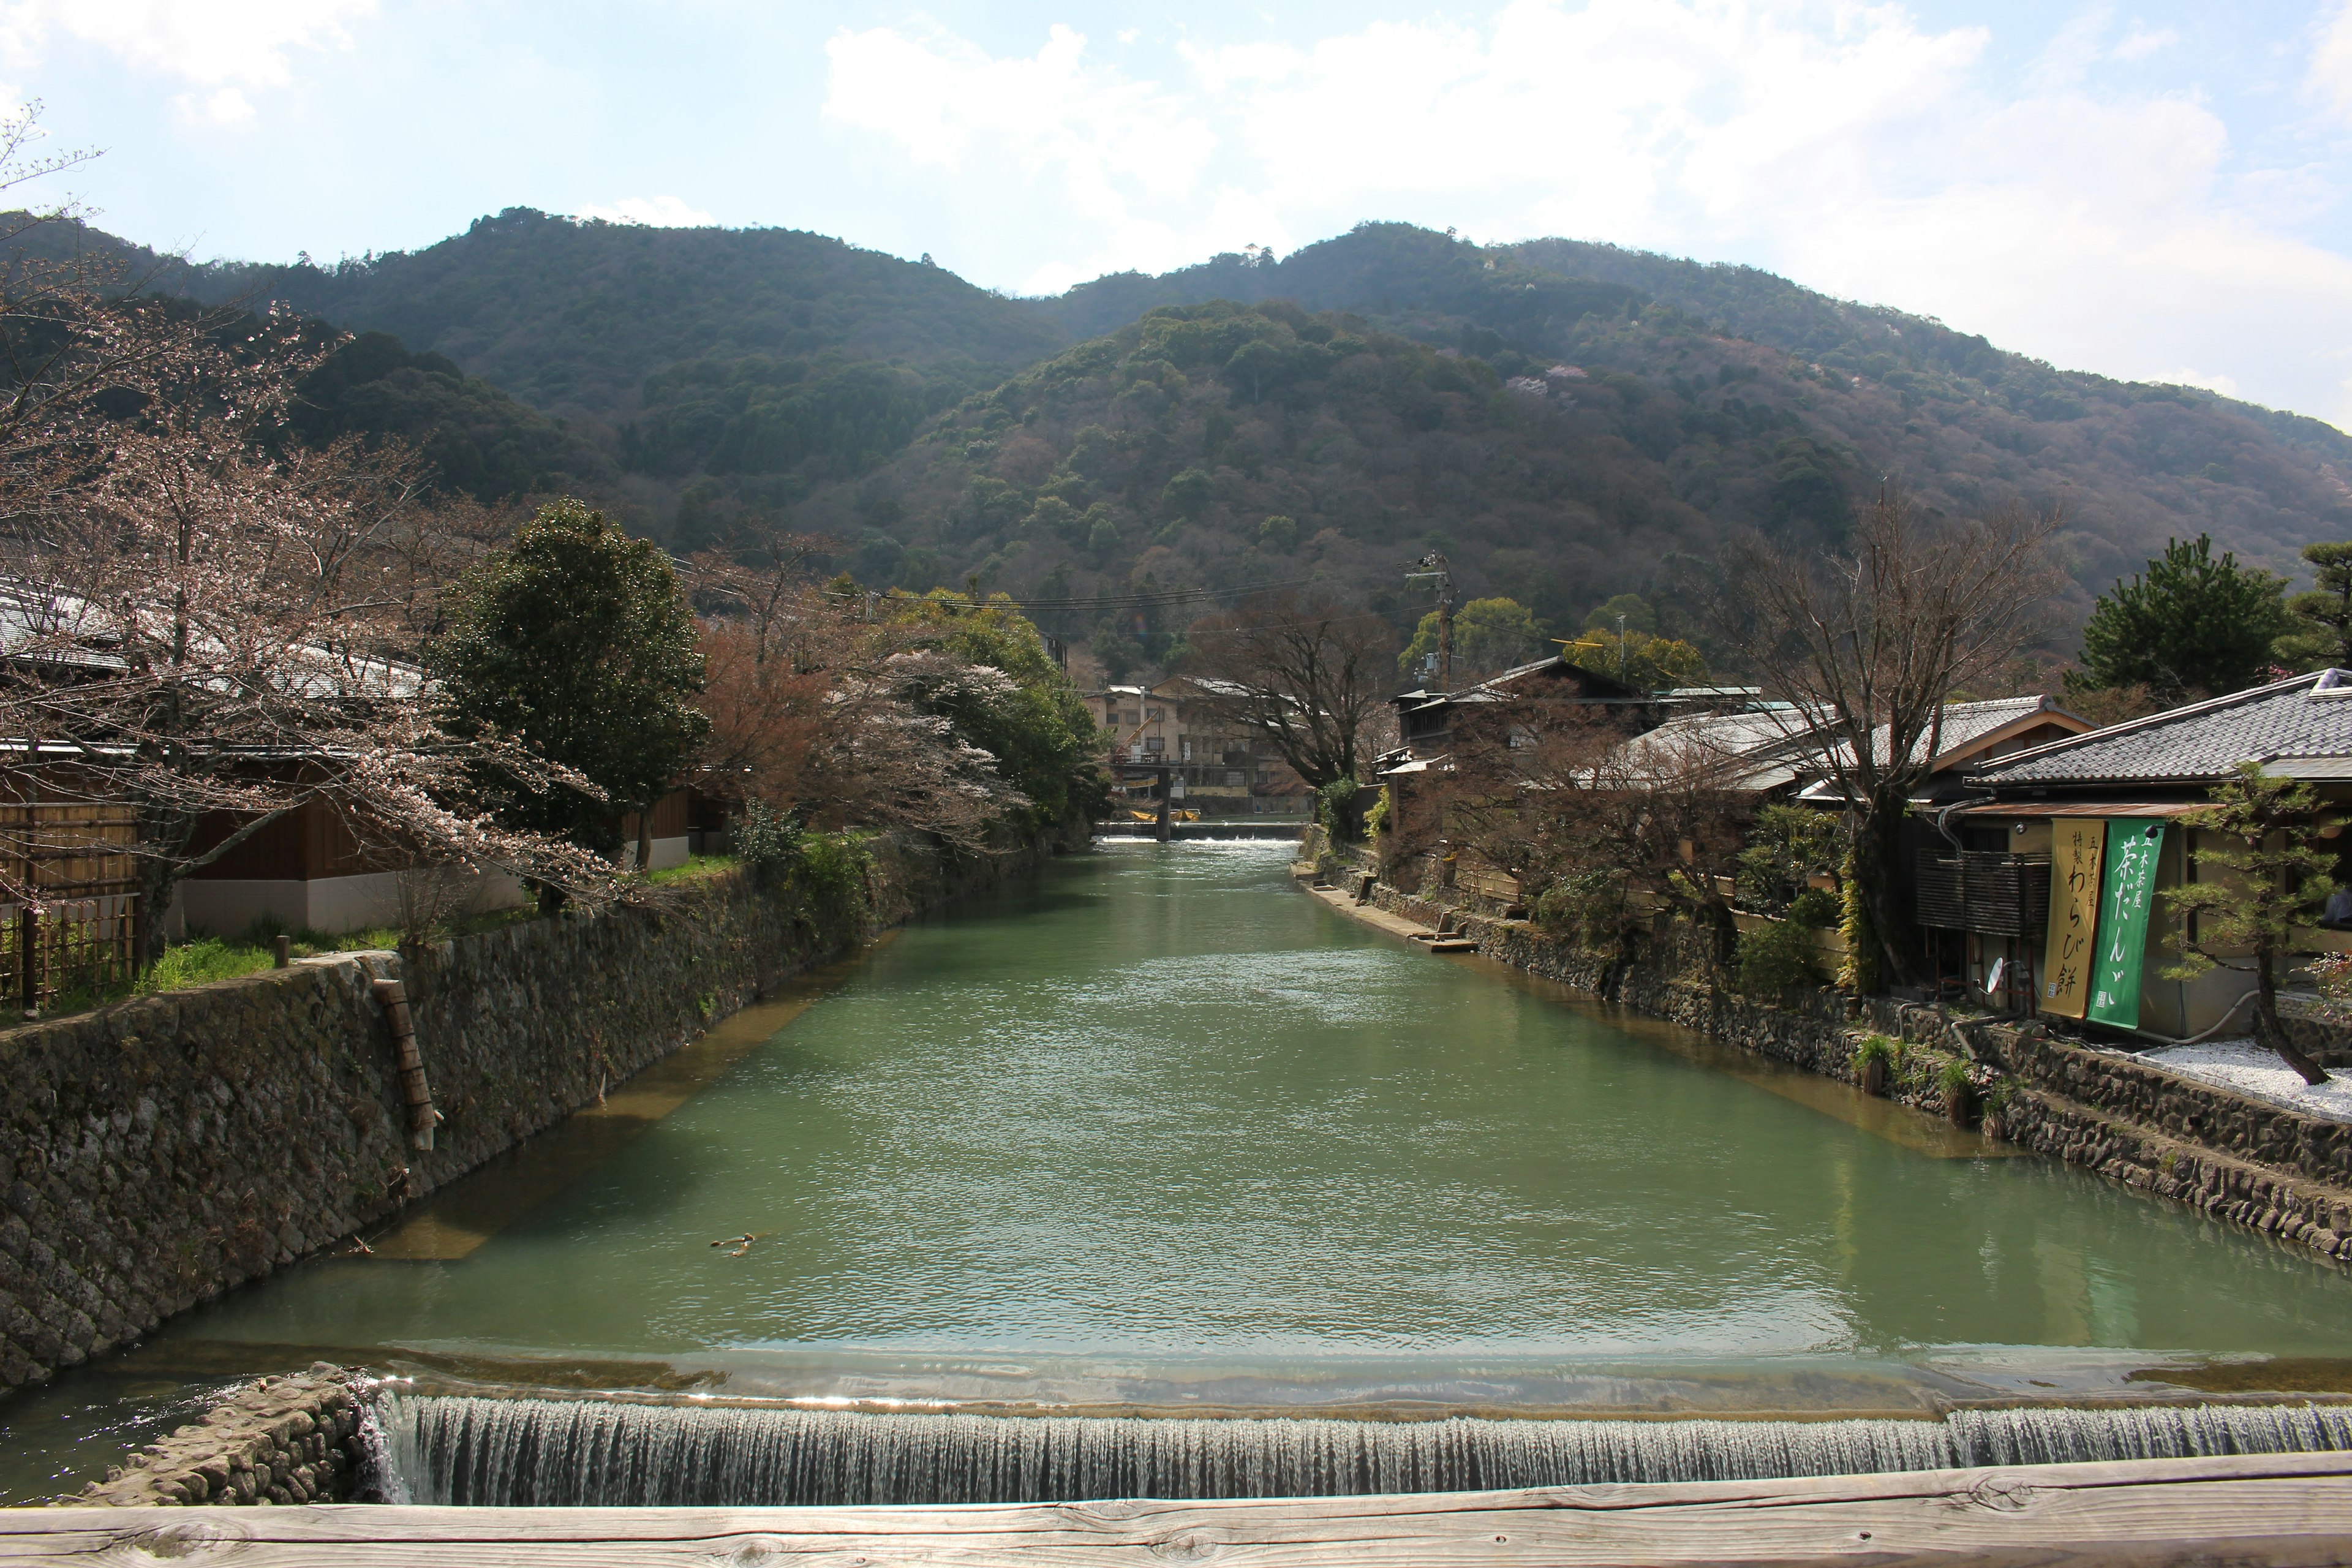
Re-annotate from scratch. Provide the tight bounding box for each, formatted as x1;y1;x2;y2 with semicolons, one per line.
641;853;741;887
37;904;550;1019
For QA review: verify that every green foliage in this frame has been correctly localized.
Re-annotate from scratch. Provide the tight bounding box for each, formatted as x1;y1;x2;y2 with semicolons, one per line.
1400;596;1544;679
1785;886;1843;927
1555;627;1708;691
1317;775;1363;842
2279;541;2352;671
2157;766;2334;1086
2076;534;2292;703
791;831;871;938
1736;803;1847;913
43;211;2350;620
434;499;710;856
1091;624;1143;682
1839;853;1877;995
1937;1058;1976;1100
1363;786;1391;838
140;935;277;994
641;854;739;886
734;800;805;883
1161;467;1213;519
892;594;1106;832
1258;514;1300;552
1735;917;1821;996
2162;763;2336;983
1850;1034;1897;1072
289;331;612;502
1582;594;1657;636
1532;869;1626;953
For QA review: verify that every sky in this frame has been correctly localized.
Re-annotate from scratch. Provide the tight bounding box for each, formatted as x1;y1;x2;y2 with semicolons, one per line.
4;1;2351;427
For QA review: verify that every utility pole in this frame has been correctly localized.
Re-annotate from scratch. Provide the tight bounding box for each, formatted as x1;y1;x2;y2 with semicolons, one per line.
1406;551;1454;690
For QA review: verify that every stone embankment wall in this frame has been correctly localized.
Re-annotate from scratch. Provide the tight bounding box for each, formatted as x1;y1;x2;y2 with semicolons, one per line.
0;828;1078;1395
73;1369;366;1507
1337;848;2352;1268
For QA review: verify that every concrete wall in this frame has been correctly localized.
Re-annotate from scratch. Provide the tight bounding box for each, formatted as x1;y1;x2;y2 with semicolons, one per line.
0;827;1076;1394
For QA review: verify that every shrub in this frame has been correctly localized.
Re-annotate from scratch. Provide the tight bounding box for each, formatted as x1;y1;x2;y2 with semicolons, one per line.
1735;918;1820;996
1850;1034;1897;1072
1317;776;1362;842
1533;869;1626;954
793;832;870;938
734;800;804;883
1937;1058;1977;1121
1785;886;1842;927
1363;786;1390;838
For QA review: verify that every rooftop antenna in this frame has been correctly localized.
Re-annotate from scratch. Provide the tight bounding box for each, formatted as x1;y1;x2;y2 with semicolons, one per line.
1406;551;1453;690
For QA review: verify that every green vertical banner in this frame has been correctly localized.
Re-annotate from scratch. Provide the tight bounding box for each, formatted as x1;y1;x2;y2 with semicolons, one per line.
2087;819;2166;1028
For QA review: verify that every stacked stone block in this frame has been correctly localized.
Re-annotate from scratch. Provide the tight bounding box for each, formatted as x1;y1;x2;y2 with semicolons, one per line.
74;1370;365;1506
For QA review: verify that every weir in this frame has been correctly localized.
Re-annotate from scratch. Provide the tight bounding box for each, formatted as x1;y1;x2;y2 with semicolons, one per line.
380;1394;2352;1507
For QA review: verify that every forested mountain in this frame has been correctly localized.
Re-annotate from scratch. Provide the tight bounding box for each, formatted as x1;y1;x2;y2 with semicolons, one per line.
18;209;2352;651
1038;224;2352;609
185;211;1066;545
1;216;614;506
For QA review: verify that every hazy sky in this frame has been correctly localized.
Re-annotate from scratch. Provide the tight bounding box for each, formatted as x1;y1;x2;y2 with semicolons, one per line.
7;2;2351;427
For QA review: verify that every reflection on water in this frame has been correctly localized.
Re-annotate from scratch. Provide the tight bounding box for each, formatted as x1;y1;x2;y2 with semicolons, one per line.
4;840;2350;1499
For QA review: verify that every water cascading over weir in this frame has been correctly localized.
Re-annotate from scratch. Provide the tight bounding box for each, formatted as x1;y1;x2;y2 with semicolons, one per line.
377;1395;2352;1508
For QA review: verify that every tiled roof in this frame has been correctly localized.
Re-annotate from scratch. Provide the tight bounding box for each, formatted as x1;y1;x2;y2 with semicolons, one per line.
1798;696;2078;787
1970;670;2352;786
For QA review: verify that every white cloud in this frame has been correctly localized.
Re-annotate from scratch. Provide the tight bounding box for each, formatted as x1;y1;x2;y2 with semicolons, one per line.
175;86;255;127
573;195;714;228
2315;2;2352;123
2147;367;2240;396
822;0;2352;428
2114;24;2178;62
0;0;374;88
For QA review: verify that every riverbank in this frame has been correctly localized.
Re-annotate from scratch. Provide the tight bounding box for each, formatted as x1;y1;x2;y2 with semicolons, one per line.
1299;843;2352;1270
0;823;1085;1397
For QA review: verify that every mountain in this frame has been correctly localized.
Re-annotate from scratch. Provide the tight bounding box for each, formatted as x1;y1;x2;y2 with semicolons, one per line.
1034;224;2352;606
0;215;614;507
17;211;2352;652
181;209;1070;546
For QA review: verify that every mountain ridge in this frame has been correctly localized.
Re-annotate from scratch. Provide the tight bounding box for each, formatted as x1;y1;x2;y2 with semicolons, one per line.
12;211;2349;641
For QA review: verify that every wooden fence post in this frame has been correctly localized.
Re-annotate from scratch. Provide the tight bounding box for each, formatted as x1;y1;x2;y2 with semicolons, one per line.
17;906;35;1018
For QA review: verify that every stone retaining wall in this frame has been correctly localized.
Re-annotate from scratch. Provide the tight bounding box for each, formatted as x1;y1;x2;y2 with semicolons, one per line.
72;1369;366;1506
1355;869;2352;1267
0;827;1077;1395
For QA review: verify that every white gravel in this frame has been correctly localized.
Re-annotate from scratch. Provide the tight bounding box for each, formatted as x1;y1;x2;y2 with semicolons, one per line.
2139;1039;2352;1123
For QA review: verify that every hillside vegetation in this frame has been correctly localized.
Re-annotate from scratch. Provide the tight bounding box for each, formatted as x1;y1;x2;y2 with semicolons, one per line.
21;211;2352;646
1038;225;2352;609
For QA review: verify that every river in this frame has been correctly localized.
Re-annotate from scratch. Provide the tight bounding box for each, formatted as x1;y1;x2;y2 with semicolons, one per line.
6;839;2349;1500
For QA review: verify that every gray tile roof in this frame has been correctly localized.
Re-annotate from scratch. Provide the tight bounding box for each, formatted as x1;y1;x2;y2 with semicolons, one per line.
1970;670;2352;786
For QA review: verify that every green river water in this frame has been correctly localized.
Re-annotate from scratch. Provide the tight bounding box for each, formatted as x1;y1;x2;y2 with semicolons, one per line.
6;839;2351;1499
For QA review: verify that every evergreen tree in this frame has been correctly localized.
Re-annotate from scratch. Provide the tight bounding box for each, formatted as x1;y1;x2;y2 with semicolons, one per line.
2162;763;2337;1085
1399;597;1542;679
2076;534;2290;703
435;499;709;885
2278;540;2352;671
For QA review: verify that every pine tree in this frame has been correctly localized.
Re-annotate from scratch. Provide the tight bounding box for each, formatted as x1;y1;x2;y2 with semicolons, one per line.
2076;534;2290;703
2162;763;2337;1085
2278;541;2352;671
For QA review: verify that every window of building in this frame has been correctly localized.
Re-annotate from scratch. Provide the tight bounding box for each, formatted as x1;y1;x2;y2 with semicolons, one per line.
1144;736;1164;753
